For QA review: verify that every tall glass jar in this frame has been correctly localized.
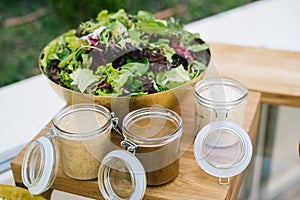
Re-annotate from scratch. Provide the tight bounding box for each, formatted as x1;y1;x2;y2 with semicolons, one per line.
193;77;252;185
121;107;183;186
194;77;248;133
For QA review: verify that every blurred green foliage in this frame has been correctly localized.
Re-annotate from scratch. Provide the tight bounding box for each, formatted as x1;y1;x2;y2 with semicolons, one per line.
0;0;256;87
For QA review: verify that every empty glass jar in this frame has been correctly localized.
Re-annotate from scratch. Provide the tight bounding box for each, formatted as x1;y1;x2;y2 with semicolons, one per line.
193;77;252;185
194;77;248;132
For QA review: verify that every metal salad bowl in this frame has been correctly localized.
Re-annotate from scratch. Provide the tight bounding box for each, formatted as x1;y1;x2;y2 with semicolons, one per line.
38;10;211;120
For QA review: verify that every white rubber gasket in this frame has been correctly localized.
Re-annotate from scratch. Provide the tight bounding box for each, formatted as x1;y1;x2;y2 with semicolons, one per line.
194;121;252;179
98;150;146;200
22;136;56;195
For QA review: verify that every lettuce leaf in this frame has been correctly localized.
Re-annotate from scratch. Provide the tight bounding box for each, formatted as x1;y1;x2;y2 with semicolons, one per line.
188;43;209;52
100;62;149;95
156;65;190;90
70;68;98;93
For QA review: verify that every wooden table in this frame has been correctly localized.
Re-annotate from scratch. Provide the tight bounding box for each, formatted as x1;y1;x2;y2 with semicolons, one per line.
11;91;261;200
208;42;300;107
11;42;300;199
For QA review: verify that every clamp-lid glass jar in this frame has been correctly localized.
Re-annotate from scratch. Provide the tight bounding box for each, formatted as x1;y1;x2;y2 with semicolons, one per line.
98;107;183;199
193;77;252;185
122;107;182;186
22;104;113;195
194;77;248;132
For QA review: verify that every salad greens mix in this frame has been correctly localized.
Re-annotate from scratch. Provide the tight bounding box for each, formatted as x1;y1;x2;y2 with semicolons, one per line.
40;9;210;96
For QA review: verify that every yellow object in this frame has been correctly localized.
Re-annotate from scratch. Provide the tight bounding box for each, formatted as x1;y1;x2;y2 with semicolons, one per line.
0;184;45;200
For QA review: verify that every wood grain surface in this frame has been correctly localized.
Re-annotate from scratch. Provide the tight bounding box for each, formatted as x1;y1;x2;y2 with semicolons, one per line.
11;91;261;200
207;42;300;107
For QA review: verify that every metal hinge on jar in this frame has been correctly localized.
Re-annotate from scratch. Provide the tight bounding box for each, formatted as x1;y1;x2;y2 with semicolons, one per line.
121;139;138;155
111;112;122;136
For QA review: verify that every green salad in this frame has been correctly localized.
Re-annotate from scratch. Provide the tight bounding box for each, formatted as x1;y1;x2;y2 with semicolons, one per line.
40;9;210;96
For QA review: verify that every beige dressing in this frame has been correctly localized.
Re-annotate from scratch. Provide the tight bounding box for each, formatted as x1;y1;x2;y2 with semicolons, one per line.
58;110;107;133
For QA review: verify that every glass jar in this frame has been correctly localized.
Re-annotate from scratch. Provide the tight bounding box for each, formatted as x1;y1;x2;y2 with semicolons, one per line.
193;77;252;185
52;104;113;180
122;107;182;186
98;107;183;199
22;104;113;195
22;106;182;199
194;77;248;132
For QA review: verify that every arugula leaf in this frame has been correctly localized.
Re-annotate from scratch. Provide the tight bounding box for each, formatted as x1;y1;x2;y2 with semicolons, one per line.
70;68;98;93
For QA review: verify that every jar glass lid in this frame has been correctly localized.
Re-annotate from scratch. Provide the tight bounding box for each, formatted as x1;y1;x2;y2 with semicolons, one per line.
98;150;146;200
194;121;252;184
22;136;58;195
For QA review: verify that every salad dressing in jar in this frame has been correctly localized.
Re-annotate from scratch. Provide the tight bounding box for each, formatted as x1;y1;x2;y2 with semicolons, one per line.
52;105;113;180
22;104;113;195
22;105;182;200
98;107;183;199
123;110;181;185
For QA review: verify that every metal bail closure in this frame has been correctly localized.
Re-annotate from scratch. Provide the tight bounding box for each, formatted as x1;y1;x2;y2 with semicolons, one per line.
43;127;58;138
194;121;252;185
213;108;230;120
121;139;138;155
22;136;58;195
98;150;147;200
111;112;122;136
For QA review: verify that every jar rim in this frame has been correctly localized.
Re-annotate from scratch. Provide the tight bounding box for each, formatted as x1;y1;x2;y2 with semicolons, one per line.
52;103;112;140
194;121;253;179
194;77;248;109
122;107;182;147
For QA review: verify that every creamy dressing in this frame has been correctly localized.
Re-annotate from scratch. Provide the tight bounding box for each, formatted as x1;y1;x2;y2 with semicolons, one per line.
58;110;107;133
